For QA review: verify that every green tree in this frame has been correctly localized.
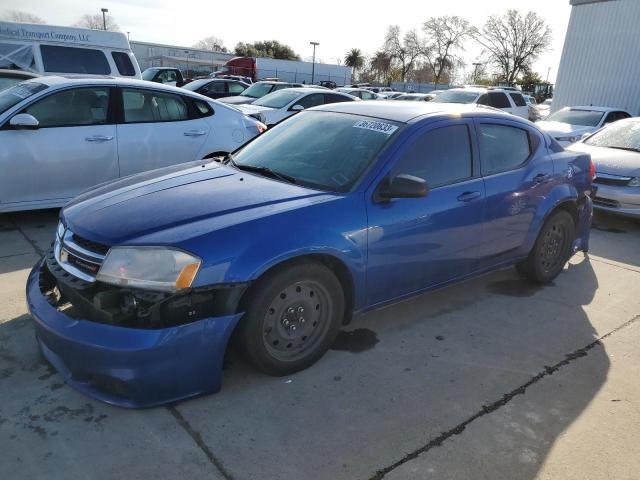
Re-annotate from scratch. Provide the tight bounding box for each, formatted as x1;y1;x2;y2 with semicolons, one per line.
370;51;392;83
234;40;300;60
344;48;365;82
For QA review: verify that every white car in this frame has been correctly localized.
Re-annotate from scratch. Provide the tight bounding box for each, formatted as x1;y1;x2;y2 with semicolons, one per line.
335;87;380;100
537;98;553;118
0;76;266;212
431;87;530;119
537;106;632;147
236;87;357;126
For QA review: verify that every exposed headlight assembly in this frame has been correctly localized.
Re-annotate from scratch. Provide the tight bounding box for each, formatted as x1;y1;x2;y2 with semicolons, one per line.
96;247;201;292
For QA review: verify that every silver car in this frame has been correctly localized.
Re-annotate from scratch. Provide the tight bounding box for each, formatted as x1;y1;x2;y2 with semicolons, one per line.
568;117;640;217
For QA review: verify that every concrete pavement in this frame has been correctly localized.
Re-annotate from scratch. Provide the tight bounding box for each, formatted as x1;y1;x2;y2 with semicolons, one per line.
0;209;638;480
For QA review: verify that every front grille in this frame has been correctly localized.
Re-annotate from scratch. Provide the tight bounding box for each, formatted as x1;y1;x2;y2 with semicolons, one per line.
593;172;631;187
593;197;620;208
54;224;110;282
71;233;110;255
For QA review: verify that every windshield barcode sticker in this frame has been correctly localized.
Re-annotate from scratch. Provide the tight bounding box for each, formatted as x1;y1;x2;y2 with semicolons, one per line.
353;120;398;135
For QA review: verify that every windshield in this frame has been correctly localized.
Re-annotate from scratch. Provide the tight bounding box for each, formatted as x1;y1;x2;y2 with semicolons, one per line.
547;109;604;127
0;82;48;115
584;120;640;151
253;90;304;108
431;90;478;104
232;111;401;192
141;69;158;81
241;82;277;99
182;79;210;91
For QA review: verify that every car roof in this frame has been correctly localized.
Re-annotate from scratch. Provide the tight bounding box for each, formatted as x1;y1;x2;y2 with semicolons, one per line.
311;100;516;123
564;106;630;113
0;69;39;78
286;87;343;94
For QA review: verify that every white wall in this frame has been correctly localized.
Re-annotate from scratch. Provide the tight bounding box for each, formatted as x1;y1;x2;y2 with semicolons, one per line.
553;0;640;115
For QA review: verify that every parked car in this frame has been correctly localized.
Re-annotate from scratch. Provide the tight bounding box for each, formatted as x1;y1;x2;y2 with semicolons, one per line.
0;76;266;212
142;67;187;87
211;74;253;84
537;106;632;147
319;80;337;89
335;87;380;100
523;95;542;121
182;78;250;100
218;81;304;105
236;87;356;126
537;98;553;118
27;102;593;407
567;117;640;217
0;69;39;91
383;92;407;100
432;87;530;119
0;20;141;79
394;93;436;102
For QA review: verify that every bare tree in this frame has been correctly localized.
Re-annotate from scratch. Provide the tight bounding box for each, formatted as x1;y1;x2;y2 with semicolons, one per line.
1;10;46;24
423;16;473;85
473;10;551;84
383;26;424;82
75;13;119;31
193;35;227;53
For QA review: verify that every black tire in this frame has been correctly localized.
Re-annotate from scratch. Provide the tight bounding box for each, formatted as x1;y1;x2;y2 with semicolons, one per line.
517;210;575;283
235;262;345;376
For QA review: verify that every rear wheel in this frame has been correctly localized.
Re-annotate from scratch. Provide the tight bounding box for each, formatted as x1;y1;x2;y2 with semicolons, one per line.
236;262;344;376
517;210;575;283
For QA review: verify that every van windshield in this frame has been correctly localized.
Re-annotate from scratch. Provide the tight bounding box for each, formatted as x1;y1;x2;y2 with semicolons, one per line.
0;82;48;115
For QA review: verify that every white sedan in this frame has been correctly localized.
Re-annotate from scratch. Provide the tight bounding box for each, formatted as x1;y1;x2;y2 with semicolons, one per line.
537;106;631;147
0;76;266;212
235;87;357;127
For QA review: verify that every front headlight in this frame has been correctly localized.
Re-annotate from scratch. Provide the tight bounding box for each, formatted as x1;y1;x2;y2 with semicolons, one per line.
556;135;579;143
96;247;201;292
628;177;640;187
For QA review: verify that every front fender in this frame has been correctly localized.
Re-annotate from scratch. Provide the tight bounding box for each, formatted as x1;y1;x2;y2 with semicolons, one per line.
181;194;368;309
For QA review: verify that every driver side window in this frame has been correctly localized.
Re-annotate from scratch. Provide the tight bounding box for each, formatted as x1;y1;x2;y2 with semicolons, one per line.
295;94;324;109
393;124;473;188
23;87;110;128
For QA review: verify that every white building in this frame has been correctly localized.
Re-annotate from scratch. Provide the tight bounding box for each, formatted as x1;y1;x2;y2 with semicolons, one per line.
553;0;640;115
130;41;233;75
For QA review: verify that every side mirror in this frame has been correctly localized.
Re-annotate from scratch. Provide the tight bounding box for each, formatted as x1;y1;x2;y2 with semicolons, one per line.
376;174;428;201
10;113;39;130
290;104;305;111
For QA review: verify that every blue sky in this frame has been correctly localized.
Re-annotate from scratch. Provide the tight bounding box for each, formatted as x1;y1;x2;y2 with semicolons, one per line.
1;0;572;82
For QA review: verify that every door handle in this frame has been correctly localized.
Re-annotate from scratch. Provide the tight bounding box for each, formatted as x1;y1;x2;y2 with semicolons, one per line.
457;191;481;202
85;135;114;142
183;130;207;137
533;173;551;184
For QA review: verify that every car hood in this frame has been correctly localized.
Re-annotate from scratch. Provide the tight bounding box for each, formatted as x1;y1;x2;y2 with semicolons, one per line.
218;95;257;105
567;143;640;177
536;121;595;138
62;161;329;245
235;104;275;115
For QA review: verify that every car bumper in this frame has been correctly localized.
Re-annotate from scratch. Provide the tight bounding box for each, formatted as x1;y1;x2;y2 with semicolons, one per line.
592;184;640;218
27;259;243;408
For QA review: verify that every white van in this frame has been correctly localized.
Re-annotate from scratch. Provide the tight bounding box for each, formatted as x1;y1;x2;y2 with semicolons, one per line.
0;21;141;78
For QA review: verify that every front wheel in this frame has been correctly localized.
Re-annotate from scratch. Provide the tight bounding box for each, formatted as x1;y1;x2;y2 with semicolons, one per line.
236;262;345;376
517;210;575;283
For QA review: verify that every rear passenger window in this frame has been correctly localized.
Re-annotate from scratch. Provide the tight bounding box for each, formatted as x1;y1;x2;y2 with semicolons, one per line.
394;124;473;188
111;52;136;76
488;92;510;109
122;89;188;123
479;124;531;175
41;45;110;75
228;82;246;93
325;94;352;104
509;93;526;107
295;93;324;109
192;99;213;117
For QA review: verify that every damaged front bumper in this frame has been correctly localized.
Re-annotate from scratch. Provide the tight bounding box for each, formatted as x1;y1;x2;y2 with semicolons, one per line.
26;256;246;408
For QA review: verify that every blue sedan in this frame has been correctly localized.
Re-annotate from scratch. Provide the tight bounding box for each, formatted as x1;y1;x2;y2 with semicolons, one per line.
27;102;594;407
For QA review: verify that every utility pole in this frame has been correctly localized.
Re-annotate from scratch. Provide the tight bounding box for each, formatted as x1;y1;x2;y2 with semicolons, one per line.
101;8;108;30
310;41;319;84
546;66;551;83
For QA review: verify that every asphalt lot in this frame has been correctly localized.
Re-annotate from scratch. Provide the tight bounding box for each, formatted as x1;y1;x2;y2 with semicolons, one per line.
1;208;639;480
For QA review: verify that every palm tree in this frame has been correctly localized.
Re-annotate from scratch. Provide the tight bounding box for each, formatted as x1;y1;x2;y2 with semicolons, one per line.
370;51;392;83
344;48;364;83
